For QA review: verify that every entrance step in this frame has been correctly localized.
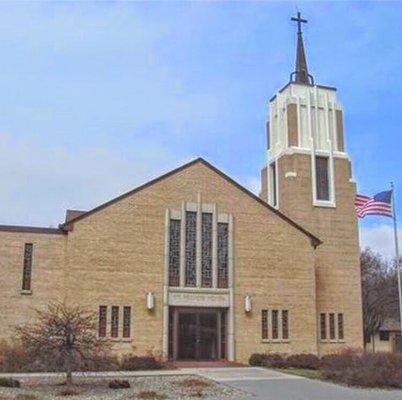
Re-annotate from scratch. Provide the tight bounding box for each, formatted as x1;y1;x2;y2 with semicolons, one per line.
192;367;304;382
169;360;245;369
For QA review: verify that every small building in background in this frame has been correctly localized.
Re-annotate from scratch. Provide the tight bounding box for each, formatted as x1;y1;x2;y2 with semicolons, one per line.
369;319;401;353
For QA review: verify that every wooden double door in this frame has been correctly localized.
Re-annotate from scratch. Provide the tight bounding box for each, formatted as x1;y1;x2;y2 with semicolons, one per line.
169;307;227;361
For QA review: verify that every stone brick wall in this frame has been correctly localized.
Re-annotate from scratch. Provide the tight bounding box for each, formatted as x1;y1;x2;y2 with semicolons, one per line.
0;232;66;339
0;161;319;363
277;153;363;354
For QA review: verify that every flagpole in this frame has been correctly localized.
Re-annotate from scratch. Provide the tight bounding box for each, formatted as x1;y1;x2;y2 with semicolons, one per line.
391;182;402;335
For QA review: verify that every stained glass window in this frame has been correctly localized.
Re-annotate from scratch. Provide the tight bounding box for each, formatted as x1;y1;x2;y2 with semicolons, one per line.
217;222;228;288
320;313;326;340
123;306;131;338
169;219;181;286
282;310;289;340
329;313;335;340
98;305;107;338
337;313;344;340
111;306;119;338
261;310;268;340
201;213;213;287
22;243;33;291
185;211;197;286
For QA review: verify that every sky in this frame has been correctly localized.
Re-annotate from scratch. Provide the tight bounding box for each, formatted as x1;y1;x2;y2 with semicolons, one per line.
0;1;401;259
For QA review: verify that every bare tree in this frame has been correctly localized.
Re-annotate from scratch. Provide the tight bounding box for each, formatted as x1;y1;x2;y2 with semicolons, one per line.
16;302;109;385
361;248;399;348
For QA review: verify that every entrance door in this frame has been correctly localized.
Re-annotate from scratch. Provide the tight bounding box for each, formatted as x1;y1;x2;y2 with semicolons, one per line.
198;313;218;360
176;310;222;360
178;313;197;359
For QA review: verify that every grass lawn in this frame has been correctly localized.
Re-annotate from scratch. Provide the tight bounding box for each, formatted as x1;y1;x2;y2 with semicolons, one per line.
275;368;323;380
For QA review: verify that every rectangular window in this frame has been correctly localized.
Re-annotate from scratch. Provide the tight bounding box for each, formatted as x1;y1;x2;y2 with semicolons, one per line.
337;313;344;340
261;310;268;340
320;313;326;340
201;213;213;287
329;313;335;340
98;306;107;338
123;306;131;338
272;310;279;339
168;219;181;286
315;156;330;201
185;211;197;286
282;310;289;340
269;162;277;206
111;306;119;338
22;243;33;291
380;331;390;341
217;222;229;288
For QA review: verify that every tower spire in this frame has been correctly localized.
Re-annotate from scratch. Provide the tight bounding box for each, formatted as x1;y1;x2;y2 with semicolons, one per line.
290;12;314;85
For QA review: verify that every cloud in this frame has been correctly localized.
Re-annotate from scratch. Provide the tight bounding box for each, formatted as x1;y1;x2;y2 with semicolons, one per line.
0;133;187;227
243;175;261;196
360;224;402;260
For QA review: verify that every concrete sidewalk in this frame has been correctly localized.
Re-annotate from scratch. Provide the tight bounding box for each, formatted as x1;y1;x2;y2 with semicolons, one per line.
0;366;299;381
0;369;188;380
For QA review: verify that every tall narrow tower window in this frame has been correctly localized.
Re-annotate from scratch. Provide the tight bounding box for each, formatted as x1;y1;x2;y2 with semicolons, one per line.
269;163;277;206
315;156;330;201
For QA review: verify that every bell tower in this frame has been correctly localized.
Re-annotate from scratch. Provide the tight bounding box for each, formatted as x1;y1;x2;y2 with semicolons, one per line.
261;13;363;354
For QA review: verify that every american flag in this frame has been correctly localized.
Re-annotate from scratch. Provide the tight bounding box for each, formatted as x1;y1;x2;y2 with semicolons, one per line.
355;190;393;218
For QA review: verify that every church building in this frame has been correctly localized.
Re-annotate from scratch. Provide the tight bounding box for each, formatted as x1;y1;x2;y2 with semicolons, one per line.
0;14;363;363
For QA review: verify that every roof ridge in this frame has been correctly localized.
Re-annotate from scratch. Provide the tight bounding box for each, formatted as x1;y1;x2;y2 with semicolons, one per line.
59;157;205;229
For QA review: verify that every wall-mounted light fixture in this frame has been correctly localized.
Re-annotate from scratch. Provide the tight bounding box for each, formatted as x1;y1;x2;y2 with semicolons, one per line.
244;295;252;313
147;292;155;310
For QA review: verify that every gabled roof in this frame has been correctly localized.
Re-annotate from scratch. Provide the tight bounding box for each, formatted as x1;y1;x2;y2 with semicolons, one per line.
379;319;401;332
65;209;86;223
59;157;322;247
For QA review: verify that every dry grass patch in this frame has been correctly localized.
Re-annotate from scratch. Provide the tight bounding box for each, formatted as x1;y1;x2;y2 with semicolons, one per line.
188;389;204;397
177;378;212;389
57;388;81;396
14;395;38;400
0;378;20;388
176;377;213;398
136;390;167;399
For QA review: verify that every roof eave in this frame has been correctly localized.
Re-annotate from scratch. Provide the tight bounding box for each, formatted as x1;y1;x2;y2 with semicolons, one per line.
0;224;66;235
